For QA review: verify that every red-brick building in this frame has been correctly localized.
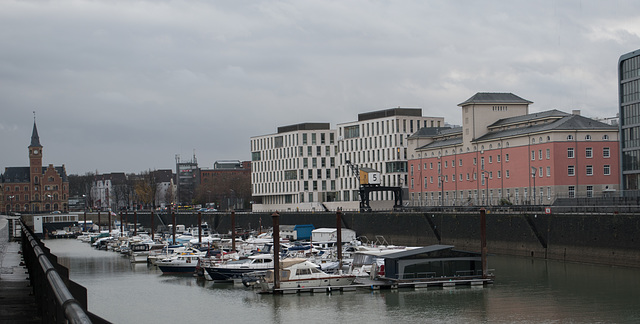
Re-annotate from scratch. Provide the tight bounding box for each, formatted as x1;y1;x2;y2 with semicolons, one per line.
407;93;619;206
2;120;69;214
198;161;251;210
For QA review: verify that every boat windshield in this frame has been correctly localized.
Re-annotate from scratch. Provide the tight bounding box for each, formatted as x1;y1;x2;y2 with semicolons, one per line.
352;254;377;266
226;259;253;265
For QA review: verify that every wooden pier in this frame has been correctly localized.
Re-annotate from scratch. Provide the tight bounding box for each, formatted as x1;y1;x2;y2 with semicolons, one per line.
258;277;493;295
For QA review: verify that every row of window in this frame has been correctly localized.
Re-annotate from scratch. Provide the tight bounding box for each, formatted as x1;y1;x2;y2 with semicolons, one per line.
3;193;65;201
567;165;611;176
411;164;612;190
341;118;441;139
251;132;335;152
566;147;610;159
411;187;552;202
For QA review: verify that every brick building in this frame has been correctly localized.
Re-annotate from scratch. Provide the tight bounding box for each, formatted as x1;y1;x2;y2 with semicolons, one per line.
407;93;620;206
2;120;69;214
199;160;251;210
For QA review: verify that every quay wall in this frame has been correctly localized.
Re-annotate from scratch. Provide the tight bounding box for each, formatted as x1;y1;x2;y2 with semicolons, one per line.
80;210;640;268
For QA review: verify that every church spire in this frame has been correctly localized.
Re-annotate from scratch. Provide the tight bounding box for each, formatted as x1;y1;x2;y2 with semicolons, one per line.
30;111;42;147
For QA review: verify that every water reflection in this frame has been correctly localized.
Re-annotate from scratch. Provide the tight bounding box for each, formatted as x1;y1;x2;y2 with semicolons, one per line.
44;239;640;324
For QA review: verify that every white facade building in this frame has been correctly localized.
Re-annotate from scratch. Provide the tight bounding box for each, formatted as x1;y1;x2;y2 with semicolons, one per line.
251;123;338;212
250;109;444;212
337;108;444;210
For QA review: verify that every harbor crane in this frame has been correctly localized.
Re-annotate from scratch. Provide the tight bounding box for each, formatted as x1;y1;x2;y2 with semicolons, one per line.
345;160;403;212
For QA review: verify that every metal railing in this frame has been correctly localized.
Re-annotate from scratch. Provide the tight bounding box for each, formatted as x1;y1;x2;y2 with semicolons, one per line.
20;218;109;324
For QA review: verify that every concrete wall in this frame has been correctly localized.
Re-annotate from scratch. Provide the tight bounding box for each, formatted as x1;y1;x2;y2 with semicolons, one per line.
76;210;640;268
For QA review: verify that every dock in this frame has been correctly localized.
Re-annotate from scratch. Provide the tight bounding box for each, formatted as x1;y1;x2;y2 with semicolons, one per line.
258;277;493;294
0;216;41;323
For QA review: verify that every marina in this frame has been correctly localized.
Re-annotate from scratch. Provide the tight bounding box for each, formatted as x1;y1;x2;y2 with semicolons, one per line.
42;238;640;323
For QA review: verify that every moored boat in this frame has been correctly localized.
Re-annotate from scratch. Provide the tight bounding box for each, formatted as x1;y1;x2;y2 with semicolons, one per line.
258;258;355;291
156;251;205;274
204;254;274;282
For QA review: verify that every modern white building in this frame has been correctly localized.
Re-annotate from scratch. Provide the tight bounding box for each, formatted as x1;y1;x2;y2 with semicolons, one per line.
336;108;444;210
250;123;338;212
250;108;444;212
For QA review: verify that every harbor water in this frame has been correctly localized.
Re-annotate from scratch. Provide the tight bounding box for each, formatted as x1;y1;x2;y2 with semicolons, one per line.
44;239;640;323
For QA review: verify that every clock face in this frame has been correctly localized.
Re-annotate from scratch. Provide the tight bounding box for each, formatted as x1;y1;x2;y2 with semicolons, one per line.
33;149;38;154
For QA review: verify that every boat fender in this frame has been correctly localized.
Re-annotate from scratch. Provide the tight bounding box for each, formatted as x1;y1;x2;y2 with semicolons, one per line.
378;265;385;277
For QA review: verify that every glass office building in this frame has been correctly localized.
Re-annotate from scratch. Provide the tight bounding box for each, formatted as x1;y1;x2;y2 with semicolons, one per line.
619;49;640;191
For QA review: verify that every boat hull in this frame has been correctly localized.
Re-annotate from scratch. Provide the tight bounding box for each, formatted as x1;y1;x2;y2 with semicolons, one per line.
260;276;355;290
205;267;273;281
157;265;197;274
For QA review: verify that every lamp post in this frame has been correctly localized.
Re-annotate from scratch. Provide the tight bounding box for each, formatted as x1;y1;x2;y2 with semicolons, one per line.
531;166;537;205
82;194;87;231
8;195;15;215
46;194;52;212
482;171;489;206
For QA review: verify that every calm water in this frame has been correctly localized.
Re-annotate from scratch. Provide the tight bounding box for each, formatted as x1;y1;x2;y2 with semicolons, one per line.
44;239;640;324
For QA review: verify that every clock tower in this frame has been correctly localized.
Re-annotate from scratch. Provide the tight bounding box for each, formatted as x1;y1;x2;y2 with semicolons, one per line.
29;119;43;211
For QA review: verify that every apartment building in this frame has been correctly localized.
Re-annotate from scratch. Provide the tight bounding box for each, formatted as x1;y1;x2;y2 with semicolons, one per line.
336;108;444;210
407;93;620;206
250;109;444;212
250;123;338;212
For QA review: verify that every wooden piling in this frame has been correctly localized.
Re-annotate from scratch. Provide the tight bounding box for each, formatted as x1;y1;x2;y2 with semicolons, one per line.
480;208;487;279
272;211;280;290
336;208;343;271
231;210;236;252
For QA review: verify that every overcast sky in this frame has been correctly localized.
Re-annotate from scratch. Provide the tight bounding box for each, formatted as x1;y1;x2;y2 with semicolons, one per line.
1;0;639;175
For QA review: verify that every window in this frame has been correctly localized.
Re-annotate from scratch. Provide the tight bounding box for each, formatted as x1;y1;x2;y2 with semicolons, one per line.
567;135;574;140
506;170;510;178
567;147;574;158
547;167;551;177
539;167;543;177
473;157;477;165
587;185;593;198
568;165;575;176
505;154;509;162
539;150;542;160
586;165;593;176
604;165;611;175
497;155;501;162
531;150;535;160
585;147;592;158
585;135;591;140
546;149;550;159
568;186;575;198
603;134;609;140
603;147;610;158
497;170;501;178
459;159;463;166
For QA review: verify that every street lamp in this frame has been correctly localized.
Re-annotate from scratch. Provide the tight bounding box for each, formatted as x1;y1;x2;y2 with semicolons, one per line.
8;195;15;215
46;194;52;212
531;166;537;205
482;171;489;206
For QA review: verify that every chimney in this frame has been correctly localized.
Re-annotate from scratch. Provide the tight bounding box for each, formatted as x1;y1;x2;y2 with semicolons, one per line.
572;110;581;116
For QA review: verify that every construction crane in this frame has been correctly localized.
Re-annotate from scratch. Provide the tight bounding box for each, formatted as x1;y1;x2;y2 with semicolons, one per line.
345;160;403;212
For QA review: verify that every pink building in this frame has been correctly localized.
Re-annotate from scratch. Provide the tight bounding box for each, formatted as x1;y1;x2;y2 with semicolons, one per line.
407;93;619;206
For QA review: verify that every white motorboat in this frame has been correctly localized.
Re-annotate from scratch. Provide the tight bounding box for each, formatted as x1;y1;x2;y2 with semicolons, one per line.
156;251;206;274
258;258;355;291
205;254;274;282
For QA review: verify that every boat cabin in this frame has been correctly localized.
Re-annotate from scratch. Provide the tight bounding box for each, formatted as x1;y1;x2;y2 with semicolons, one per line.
380;245;485;281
